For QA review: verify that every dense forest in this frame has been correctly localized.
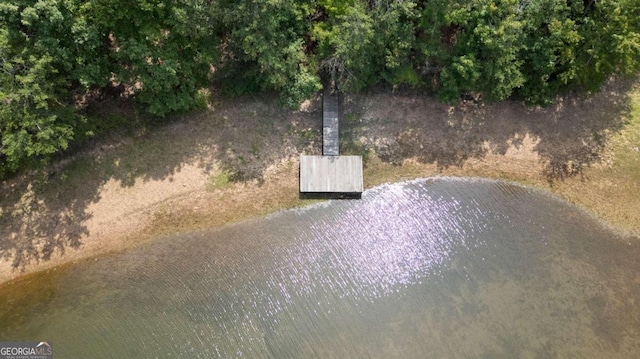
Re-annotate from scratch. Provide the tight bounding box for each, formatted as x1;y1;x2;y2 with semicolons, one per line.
1;0;639;177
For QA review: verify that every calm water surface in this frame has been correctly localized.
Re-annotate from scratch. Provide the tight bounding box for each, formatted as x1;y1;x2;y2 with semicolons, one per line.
1;178;639;358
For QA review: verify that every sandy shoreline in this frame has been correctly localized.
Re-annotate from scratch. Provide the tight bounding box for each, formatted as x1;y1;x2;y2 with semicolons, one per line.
1;80;639;286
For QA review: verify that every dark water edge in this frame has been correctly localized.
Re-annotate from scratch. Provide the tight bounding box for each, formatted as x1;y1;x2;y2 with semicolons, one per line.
1;178;639;358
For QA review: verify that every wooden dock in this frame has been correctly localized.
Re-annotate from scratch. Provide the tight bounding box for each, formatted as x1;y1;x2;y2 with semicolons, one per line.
323;92;339;156
299;91;363;198
299;155;363;196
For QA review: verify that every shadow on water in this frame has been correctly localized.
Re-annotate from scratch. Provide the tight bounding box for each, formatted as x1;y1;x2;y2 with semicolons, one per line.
299;192;362;200
0;77;637;273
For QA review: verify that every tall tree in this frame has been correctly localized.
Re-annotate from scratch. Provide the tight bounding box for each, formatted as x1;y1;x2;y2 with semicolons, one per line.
314;0;376;89
517;0;582;104
420;0;524;102
91;0;220;116
574;0;640;92
0;0;107;175
310;0;419;90
213;0;321;108
375;0;419;87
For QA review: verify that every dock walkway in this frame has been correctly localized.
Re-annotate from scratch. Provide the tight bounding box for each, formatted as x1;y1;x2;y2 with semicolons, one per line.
299;90;363;198
322;92;339;156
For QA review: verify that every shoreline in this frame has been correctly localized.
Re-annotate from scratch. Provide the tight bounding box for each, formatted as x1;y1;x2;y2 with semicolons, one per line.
1;80;639;286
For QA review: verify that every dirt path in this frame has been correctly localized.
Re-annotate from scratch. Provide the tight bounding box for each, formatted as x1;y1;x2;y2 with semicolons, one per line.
1;79;639;285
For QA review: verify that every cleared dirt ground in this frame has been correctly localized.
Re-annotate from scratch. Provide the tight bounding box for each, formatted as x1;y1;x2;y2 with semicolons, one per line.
1;78;639;284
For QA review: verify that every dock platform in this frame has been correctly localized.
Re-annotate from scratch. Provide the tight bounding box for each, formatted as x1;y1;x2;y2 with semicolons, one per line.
299;155;363;198
299;90;363;199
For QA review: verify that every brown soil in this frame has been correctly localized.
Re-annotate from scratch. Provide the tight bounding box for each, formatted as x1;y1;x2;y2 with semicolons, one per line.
1;78;639;285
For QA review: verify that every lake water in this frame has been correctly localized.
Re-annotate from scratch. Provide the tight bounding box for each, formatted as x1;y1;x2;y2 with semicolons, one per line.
1;178;639;358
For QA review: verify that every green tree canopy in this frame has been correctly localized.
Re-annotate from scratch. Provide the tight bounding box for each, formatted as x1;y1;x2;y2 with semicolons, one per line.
90;0;220;116
213;0;321;107
420;0;525;102
0;0;105;175
2;0;639;177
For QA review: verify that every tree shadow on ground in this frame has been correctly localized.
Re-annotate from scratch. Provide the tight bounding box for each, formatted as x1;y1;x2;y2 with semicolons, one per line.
342;77;636;183
0;78;636;273
0;93;322;273
0;177;90;271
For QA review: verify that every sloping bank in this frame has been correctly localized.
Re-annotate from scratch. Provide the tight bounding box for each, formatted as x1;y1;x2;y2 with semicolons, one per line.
1;79;639;285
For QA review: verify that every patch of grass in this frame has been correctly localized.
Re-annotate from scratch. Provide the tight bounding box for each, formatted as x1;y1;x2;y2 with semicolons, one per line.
554;84;640;235
343;112;357;122
339;124;370;160
363;155;430;188
59;159;93;181
194;88;210;110
251;142;261;158
206;171;233;191
610;89;640;169
297;128;317;141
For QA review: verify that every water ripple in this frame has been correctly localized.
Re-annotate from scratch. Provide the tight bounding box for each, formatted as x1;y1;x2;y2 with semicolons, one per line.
1;178;639;358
